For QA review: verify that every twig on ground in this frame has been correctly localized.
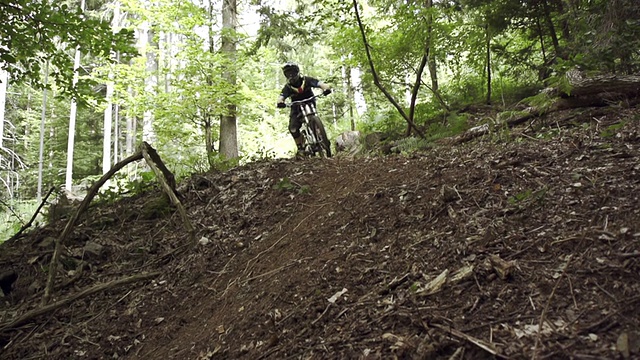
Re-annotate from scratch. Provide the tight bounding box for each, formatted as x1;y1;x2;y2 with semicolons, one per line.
311;304;332;325
617;251;640;258
448;347;465;360
565;273;578;309
242;258;310;284
1;272;160;332
532;255;572;359
431;323;507;359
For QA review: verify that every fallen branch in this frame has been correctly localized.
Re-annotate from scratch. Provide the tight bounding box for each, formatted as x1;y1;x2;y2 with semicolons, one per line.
141;142;195;245
43;142;192;305
42;151;144;305
1;272;160;332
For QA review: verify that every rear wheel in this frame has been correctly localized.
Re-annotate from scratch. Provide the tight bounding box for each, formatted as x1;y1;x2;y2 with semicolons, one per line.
309;116;332;158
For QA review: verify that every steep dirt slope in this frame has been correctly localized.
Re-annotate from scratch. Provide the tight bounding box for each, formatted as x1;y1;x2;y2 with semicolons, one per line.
1;105;640;360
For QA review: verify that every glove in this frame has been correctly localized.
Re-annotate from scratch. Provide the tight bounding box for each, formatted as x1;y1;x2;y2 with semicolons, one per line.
277;102;286;108
323;89;332;96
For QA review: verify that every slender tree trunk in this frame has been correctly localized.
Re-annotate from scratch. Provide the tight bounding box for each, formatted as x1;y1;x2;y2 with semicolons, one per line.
48;111;55;179
103;87;113;174
0;69;7;175
103;1;121;174
553;0;571;42
344;62;356;130
485;23;492;105
219;0;239;159
204;0;217;166
353;0;425;138
140;22;158;143
540;0;562;58
114;103;119;163
65;0;85;192
126;86;135;156
37;62;49;201
425;0;439;92
351;66;367;120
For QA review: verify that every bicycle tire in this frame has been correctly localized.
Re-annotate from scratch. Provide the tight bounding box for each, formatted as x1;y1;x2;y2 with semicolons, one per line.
309;116;332;158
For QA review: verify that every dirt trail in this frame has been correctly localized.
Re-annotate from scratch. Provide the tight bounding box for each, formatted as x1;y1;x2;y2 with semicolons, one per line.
1;106;640;359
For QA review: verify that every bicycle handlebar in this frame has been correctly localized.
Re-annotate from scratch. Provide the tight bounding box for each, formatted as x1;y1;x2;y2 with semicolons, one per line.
284;93;325;108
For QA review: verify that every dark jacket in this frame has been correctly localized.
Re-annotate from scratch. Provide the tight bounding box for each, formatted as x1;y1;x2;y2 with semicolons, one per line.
279;76;321;102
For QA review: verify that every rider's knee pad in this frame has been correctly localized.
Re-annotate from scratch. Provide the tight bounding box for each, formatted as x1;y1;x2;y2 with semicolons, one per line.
289;125;301;138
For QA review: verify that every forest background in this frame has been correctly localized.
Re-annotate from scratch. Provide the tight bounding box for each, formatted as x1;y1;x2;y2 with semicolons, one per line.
1;0;639;240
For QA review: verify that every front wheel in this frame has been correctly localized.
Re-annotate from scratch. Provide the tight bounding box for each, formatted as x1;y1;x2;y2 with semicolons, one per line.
309;116;332;158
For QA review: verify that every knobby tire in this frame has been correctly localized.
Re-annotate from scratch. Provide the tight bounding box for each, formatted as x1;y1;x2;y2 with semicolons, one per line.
309;116;332;158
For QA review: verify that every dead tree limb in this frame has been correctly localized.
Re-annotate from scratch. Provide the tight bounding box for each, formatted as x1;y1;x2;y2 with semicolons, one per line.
42;151;144;305
1;272;160;332
352;0;425;139
5;187;55;242
141;142;195;245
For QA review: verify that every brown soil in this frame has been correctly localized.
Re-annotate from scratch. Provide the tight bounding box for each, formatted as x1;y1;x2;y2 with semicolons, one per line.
1;105;640;360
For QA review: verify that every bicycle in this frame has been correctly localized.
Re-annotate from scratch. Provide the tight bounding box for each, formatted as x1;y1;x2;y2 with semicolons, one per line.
285;94;332;158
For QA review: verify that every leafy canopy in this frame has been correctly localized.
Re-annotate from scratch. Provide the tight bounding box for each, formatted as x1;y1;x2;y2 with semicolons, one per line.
1;0;138;97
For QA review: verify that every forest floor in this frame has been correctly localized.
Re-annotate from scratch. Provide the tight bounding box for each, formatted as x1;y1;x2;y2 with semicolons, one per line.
1;102;640;360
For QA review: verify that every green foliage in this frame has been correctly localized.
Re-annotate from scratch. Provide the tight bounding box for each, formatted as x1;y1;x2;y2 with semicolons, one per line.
2;0;639;212
209;154;241;173
0;200;39;243
273;177;310;194
391;137;432;155
507;188;547;207
521;92;556;114
357;109;405;136
600;122;626;138
443;75;487;108
0;0;138;99
508;189;533;205
91;171;156;204
141;195;172;220
426;113;470;141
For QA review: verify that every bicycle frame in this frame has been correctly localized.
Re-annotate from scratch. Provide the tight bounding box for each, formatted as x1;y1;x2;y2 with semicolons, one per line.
287;95;331;157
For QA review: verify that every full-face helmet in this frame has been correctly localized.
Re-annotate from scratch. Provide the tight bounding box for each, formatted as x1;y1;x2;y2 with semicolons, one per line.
282;62;302;86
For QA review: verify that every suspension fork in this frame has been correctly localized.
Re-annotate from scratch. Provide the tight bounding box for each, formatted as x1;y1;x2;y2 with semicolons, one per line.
298;103;318;145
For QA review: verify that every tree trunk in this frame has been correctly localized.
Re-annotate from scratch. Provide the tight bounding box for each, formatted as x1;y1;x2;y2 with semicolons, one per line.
37;62;49;201
425;0;439;93
353;0;425;138
219;0;239;159
485;23;492;105
0;70;6;147
103;86;113;174
0;69;8;191
102;1;120;174
540;0;562;58
65;0;84;192
140;22;158;144
344;63;356;130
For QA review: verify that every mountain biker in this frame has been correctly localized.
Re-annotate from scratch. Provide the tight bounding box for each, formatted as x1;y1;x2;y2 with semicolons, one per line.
276;62;332;157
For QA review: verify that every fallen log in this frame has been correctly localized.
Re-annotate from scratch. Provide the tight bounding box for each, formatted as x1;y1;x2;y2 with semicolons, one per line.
452;71;640;144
